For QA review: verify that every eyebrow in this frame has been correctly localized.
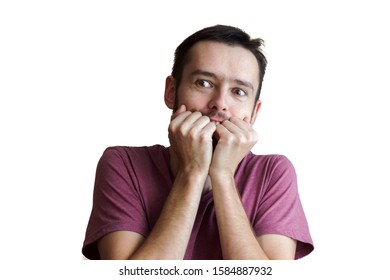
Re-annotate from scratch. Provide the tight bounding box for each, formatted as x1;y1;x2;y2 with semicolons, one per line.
190;69;254;92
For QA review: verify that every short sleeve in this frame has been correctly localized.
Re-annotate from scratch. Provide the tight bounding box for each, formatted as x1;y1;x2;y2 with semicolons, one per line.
82;147;148;259
254;155;314;259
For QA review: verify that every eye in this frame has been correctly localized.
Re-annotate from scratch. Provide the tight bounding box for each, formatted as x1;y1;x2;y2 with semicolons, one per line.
196;79;212;88
233;88;246;96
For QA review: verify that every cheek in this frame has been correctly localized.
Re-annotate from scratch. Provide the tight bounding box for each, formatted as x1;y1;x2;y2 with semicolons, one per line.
178;93;209;111
232;105;253;120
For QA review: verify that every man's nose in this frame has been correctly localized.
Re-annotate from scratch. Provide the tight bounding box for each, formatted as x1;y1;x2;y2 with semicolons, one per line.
208;89;228;111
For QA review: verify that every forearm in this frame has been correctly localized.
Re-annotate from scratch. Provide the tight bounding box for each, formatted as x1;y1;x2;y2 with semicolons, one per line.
211;172;269;260
130;170;205;260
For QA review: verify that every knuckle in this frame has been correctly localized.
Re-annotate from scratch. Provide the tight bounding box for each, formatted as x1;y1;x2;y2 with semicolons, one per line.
237;134;246;145
224;134;235;144
199;130;211;142
178;126;187;137
168;123;175;134
252;133;258;142
188;127;197;139
249;130;258;142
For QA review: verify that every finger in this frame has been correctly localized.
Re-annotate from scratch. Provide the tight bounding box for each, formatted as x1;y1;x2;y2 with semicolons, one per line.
192;115;213;130
170;111;206;136
215;122;231;138
220;119;243;134
170;104;187;121
182;114;215;138
201;121;217;138
227;117;251;131
182;111;203;126
227;117;258;143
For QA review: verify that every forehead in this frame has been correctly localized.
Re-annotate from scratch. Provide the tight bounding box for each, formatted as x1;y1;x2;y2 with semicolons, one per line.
184;41;259;87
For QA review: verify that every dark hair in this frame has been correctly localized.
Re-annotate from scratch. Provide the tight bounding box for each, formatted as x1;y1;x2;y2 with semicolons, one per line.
171;24;267;101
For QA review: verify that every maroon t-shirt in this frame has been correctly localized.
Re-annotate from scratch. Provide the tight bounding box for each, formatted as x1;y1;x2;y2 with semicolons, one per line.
82;145;314;259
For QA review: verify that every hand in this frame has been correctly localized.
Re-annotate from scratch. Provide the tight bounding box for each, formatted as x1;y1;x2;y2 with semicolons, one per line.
210;117;258;176
168;105;217;175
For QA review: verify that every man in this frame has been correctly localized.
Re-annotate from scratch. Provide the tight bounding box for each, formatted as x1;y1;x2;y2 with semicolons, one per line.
82;25;314;260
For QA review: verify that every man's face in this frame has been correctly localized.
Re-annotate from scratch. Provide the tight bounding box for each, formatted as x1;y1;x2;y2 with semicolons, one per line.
169;40;261;125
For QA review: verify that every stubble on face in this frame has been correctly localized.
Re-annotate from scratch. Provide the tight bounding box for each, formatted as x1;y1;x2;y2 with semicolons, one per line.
171;41;260;151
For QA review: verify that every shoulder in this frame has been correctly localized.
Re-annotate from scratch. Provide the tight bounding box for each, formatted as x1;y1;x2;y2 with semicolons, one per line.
264;154;296;178
236;153;297;193
97;145;170;181
100;145;168;163
102;144;167;155
241;153;296;175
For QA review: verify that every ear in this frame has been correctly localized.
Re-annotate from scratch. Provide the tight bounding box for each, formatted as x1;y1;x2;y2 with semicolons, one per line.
164;76;176;110
250;100;262;125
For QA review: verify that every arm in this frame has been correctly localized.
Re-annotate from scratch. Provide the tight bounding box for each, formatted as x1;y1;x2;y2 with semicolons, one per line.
98;170;206;259
210;172;268;259
98;105;216;259
210;117;296;259
210;171;296;259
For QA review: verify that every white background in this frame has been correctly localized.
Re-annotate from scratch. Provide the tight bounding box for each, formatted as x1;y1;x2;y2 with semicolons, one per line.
1;0;389;279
